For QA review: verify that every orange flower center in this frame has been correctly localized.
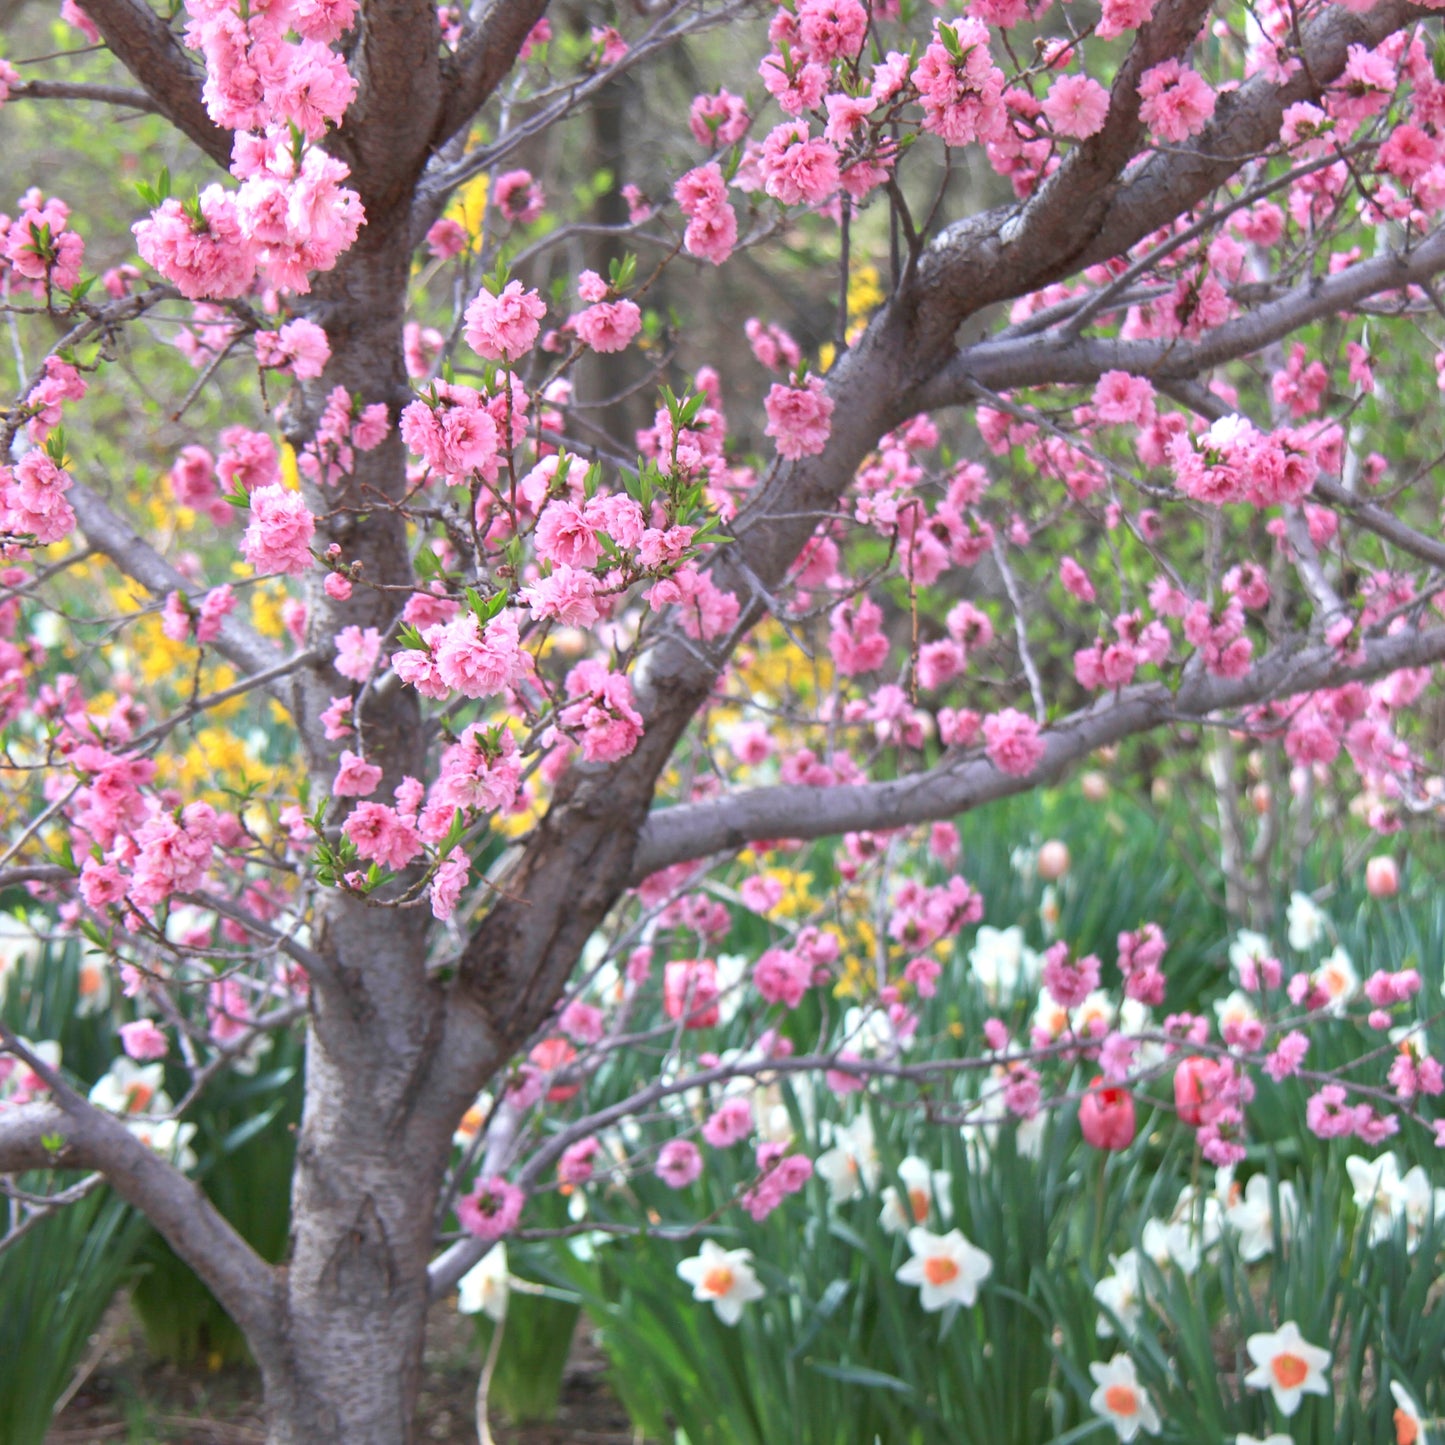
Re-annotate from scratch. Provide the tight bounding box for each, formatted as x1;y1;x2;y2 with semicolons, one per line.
923;1255;959;1287
702;1266;734;1297
907;1187;930;1222
1103;1385;1138;1417
78;968;102;997
1395;1407;1419;1445
125;1081;154;1112
1272;1353;1309;1390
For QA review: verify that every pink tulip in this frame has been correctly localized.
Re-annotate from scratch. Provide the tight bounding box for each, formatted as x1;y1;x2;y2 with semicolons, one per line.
1365;855;1399;899
1079;1077;1136;1151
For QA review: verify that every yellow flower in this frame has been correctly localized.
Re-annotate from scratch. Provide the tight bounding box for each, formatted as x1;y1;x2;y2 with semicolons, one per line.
446;174;490;242
250;581;291;639
279;443;301;491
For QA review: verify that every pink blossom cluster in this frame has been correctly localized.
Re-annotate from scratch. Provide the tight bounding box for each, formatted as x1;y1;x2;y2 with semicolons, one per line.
674;163;738;266
0;190;84;297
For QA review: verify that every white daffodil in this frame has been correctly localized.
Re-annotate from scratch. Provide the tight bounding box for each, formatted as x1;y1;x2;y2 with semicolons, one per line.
1346;1151;1403;1245
89;1059;168;1116
1234;1435;1293;1445
127;1117;198;1172
815;1113;879;1203
895;1226;992;1311
1243;1321;1331;1416
1142;1186;1222;1276
457;1244;509;1322
879;1156;952;1235
1088;1354;1161;1441
676;1240;765;1325
74;951;112;1017
714;953;749;1027
968;926;1039;1002
1313;945;1359;1014
1286;891;1327;951
1391;1165;1445;1254
1389;1381;1430;1445
1094;1250;1144;1338
1225;1175;1299;1263
1016;1112;1047;1159
453;1091;493;1149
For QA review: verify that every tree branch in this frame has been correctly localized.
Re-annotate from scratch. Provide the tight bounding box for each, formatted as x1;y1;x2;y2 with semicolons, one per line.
903;0;1426;369
8;79;163;113
68;482;291;695
914;226;1445;403
432;0;551;154
76;0;231;168
0;1095;283;1364
631;622;1445;877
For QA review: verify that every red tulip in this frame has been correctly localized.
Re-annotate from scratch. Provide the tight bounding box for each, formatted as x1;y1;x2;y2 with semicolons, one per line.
1079;1076;1135;1151
1173;1055;1223;1128
529;1037;579;1102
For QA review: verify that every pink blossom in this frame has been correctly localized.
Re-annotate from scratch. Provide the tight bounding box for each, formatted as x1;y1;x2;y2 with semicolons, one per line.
983;708;1045;776
1041;74;1109;139
333;625;381;682
573;299;642;353
558;1137;600;1188
656;1139;704;1188
1138;60;1216;144
663;959;720;1028
674;162;737;265
1042;941;1101;1009
456;1176;524;1240
333;749;383;798
342;802;423;870
433;611;525;699
1059;556;1095;603
558;659;644;763
1092;371;1156;425
764;377;834;460
134;188;256;301
463;280;546;362
1096;0;1155;37
690;89;750;147
255;318;330;379
119;1019;169;1061
760;123;841;207
754;947;810;1007
242;484;314;575
494;170;545;224
702;1096;753;1148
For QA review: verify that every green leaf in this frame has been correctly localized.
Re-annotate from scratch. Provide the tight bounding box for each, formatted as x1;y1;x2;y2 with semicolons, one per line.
805;1361;914;1395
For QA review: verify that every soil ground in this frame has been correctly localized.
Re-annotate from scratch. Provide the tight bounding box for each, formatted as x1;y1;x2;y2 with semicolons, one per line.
46;1302;639;1444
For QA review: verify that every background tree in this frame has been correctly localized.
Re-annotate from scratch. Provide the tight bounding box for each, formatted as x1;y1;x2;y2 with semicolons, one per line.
2;0;1445;1440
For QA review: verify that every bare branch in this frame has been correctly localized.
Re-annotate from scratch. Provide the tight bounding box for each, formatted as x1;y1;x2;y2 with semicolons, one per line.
0;1093;283;1364
7;79;163;113
68;482;291;695
75;0;231;167
915;225;1445;404
630;622;1445;877
433;0;551;154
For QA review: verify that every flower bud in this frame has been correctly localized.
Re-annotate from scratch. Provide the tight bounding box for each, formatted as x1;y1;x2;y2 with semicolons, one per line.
1037;840;1071;881
1365;855;1399;899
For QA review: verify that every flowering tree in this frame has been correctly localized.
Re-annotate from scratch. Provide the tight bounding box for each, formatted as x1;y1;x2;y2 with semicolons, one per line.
2;0;1445;1438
